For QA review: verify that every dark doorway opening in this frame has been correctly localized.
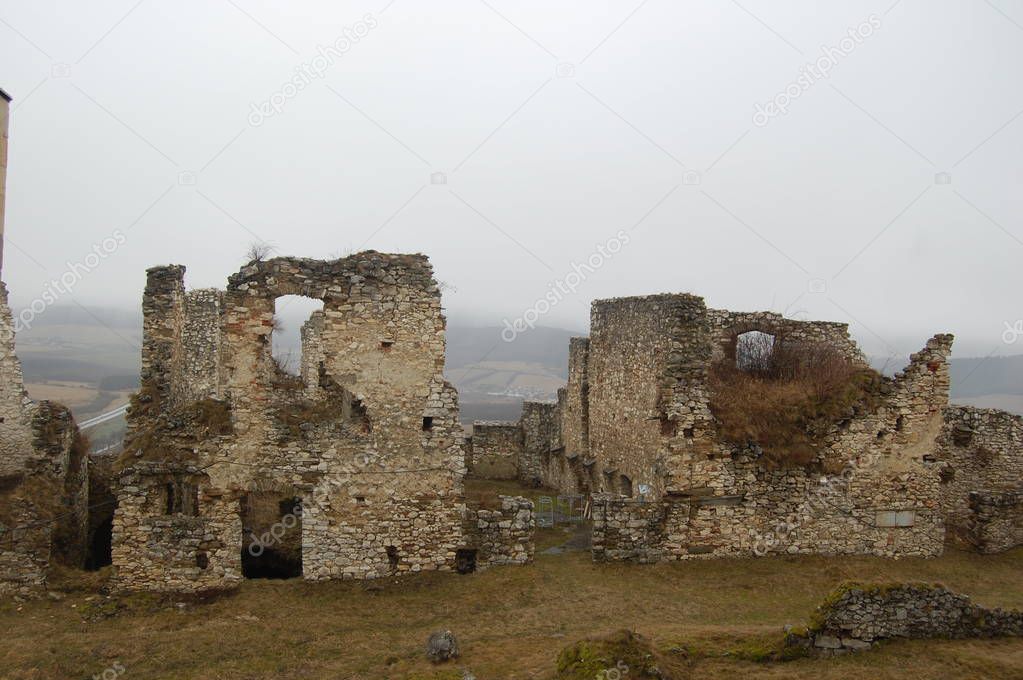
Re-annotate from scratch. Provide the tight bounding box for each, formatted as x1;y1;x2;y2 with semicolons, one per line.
84;516;113;571
241;546;303;579
240;492;303;579
455;548;478;574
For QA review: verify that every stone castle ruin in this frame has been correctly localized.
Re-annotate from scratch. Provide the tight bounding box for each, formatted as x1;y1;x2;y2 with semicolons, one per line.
110;255;533;591
0;83;1020;596
468;294;1023;562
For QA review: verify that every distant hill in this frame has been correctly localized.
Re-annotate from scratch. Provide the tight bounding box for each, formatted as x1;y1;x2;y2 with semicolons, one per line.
444;323;581;423
445;323;580;374
872;354;1023;404
11;305;1023;422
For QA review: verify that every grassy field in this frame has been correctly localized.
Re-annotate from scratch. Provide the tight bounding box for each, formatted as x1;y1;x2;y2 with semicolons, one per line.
2;484;1022;679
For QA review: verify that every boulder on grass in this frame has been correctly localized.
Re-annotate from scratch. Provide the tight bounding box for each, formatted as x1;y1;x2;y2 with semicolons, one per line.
426;630;460;663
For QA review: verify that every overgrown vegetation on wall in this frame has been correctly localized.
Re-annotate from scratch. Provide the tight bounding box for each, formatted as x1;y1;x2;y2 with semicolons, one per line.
708;335;884;467
117;388;232;469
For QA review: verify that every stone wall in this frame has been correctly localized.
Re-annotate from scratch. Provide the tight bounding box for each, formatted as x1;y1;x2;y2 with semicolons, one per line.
0;401;87;594
935;406;1023;543
468;422;522;480
173;289;223;407
0;284;36;477
587;295;710;500
584;322;951;561
561;338;590;460
706;309;866;367
802;582;1023;653
113;464;241;593
968;491;1023;554
113;253;535;592
521;400;559;487
300;310;325;400
0;498;51;597
529;292;962;562
591;496;670;563
466;496;535;569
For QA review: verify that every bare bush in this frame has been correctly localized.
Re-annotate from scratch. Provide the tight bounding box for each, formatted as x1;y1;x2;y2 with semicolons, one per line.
245;242;276;263
710;336;883;468
735;331;776;374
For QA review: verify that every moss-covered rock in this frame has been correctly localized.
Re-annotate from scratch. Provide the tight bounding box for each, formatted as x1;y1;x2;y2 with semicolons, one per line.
555;630;682;679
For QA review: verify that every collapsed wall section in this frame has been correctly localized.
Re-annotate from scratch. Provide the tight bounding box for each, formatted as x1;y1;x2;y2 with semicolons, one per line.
591;333;952;560
0;291;89;594
935;406;1023;549
0;283;36;477
968;491;1023;554
801;583;1023;653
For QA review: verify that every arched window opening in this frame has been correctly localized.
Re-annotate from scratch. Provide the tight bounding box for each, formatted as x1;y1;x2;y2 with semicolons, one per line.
735;330;776;374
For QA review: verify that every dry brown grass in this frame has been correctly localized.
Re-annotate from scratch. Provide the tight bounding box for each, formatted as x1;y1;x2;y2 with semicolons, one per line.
116;396;232;469
1;539;1021;679
709;338;884;467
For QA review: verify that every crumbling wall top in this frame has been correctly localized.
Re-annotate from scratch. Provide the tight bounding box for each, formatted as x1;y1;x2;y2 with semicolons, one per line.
226;252;438;301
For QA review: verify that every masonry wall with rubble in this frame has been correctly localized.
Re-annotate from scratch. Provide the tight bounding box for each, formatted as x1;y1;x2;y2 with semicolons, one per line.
476;294;975;561
967;491;1023;554
464;496;535;569
113;253;533;592
934;406;1023;550
468;423;522;480
799;582;1023;653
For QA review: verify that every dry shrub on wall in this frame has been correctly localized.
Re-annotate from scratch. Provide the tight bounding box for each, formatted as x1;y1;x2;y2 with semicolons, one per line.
709;335;884;467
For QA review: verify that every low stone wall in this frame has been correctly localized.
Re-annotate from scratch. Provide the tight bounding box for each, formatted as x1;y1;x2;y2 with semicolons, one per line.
468;422;523;480
969;491;1023;554
591;473;944;563
591;496;667;563
468;496;535;569
803;582;1023;653
301;494;465;581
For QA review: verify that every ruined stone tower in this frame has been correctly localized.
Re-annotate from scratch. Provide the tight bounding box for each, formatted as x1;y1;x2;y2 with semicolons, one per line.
112;254;533;591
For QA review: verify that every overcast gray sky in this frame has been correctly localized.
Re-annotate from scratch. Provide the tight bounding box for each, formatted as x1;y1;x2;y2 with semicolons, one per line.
2;0;1022;359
